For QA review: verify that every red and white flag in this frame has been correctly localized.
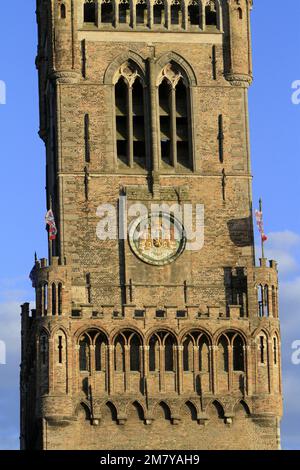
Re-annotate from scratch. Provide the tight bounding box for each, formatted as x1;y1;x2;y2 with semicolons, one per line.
45;209;57;241
255;209;268;243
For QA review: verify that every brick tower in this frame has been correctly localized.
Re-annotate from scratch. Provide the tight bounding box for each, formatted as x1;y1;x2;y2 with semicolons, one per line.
21;0;283;450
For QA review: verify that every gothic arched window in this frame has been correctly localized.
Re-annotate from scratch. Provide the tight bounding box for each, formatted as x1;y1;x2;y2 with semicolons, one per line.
95;333;108;371
153;0;165;25
114;335;125;371
79;334;90;371
130;334;141;371
136;0;147;25
158;63;192;169
149;331;176;372
188;0;200;27
115;62;146;168
199;335;210;372
119;0;130;24
101;0;114;24
183;336;194;371
171;0;182;26
84;0;96;23
218;335;229;372
233;334;245;371
205;0;217;26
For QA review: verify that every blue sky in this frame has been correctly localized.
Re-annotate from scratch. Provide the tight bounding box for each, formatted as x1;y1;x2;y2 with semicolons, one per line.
0;0;299;450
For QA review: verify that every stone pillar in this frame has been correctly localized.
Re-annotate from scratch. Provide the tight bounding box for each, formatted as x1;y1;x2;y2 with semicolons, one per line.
49;338;55;393
108;345;115;395
245;345;252;396
177;345;184;394
159;346;165;392
125;344;130;392
268;339;274;394
211;345;218;395
228;345;233;391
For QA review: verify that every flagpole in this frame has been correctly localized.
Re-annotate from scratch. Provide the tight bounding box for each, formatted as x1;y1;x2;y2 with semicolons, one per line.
259;198;265;259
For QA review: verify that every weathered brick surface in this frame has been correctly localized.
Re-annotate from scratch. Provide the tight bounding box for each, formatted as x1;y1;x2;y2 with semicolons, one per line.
20;0;282;451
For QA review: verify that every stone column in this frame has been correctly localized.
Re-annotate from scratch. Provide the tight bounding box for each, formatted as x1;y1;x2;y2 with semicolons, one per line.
125;345;130;392
211;345;218;395
159;346;165;392
228;345;233;392
108;345;115;395
177;345;184;394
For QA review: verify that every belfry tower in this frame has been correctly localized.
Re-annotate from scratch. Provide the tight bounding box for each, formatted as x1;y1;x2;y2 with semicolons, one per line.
21;0;283;450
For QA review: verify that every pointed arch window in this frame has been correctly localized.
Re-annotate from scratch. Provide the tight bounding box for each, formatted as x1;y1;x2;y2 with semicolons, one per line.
218;335;229;372
119;0;130;24
101;0;114;24
79;334;91;371
171;0;182;26
149;331;176;372
130;334;141;371
84;0;96;23
233;335;245;371
188;0;200;27
136;0;147;25
205;0;217;27
114;335;125;371
153;0;165;26
115;62;147;168
158;63;192;169
95;333;107;371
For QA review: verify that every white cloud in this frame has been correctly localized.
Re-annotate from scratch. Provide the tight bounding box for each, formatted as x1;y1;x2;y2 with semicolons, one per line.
256;230;300;276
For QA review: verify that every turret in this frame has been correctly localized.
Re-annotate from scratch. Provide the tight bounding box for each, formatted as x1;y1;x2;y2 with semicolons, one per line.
224;0;253;85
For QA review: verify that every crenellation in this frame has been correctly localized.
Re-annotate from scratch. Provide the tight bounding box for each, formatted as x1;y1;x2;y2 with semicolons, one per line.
21;0;282;450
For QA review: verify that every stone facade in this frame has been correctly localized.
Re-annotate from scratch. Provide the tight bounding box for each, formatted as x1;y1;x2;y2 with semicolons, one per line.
20;0;283;450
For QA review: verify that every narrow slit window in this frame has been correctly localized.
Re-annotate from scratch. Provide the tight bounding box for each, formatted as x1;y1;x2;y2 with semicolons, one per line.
60;4;66;19
52;283;56;316
273;337;277;365
259;336;265;364
58;283;62;315
58;336;63;364
84;114;90;163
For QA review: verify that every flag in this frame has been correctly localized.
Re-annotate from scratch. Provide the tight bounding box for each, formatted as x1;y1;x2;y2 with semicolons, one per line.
255;210;268;242
45;209;57;241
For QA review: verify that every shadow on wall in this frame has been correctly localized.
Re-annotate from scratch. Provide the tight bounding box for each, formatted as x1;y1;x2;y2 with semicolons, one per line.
227;217;253;247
